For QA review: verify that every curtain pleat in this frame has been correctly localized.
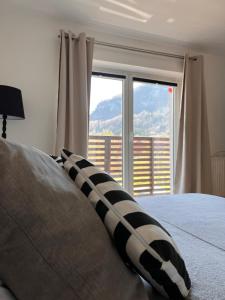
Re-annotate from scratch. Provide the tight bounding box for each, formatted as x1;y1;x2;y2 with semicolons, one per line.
55;31;94;157
175;55;212;194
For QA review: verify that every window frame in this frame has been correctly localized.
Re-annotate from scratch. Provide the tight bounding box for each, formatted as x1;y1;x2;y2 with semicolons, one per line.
91;67;182;194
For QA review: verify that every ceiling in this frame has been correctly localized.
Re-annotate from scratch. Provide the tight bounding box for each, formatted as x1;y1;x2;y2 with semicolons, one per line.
4;0;225;52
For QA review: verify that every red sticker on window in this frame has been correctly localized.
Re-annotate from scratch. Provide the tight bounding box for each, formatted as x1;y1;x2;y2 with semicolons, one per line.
168;87;173;93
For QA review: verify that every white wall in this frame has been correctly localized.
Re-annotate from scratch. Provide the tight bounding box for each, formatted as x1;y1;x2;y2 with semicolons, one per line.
0;3;225;154
0;4;59;153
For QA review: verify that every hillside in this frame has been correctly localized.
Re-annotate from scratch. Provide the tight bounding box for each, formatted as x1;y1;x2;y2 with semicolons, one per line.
90;84;171;137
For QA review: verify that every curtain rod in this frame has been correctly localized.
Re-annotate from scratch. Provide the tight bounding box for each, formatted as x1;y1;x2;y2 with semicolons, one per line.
58;33;195;61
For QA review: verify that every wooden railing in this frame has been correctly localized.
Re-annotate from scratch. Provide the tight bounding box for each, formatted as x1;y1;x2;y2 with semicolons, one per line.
88;135;171;196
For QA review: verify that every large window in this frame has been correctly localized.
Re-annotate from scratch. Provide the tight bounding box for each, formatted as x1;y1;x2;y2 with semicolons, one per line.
88;71;177;196
132;78;174;196
89;73;124;185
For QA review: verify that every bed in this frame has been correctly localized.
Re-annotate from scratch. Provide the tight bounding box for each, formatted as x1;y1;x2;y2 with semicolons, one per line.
1;138;225;299
2;192;224;300
137;193;225;300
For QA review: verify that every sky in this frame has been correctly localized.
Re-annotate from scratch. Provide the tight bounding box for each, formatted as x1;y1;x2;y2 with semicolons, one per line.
90;76;143;113
90;77;122;113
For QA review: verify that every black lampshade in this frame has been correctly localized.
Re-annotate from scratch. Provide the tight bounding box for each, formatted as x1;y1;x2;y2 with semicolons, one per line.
0;85;25;119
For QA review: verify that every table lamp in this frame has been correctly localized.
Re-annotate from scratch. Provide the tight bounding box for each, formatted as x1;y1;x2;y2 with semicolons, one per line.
0;85;25;139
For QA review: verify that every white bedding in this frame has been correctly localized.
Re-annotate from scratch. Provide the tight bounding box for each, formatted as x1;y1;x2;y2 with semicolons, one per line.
137;193;225;300
0;281;15;300
2;193;225;300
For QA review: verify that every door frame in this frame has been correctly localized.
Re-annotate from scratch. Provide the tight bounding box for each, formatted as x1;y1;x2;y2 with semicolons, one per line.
92;67;182;195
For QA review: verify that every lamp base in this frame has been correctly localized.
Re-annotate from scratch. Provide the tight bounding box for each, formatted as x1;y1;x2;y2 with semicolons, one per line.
2;115;7;139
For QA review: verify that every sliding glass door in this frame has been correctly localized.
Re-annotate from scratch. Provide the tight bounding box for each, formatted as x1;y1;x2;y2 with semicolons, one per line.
88;73;124;185
132;78;174;196
89;72;176;197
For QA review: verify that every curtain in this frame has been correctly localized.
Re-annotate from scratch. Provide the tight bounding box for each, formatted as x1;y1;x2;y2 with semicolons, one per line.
55;31;94;157
175;55;212;194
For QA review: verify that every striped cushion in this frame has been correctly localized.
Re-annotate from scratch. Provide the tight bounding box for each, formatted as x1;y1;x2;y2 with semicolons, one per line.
51;155;64;167
60;149;191;299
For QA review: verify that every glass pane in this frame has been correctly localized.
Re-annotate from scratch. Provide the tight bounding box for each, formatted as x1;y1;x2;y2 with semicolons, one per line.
88;75;123;185
133;81;174;196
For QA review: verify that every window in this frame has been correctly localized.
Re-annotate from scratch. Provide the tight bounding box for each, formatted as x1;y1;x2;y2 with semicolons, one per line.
89;71;177;196
132;78;175;196
89;73;124;185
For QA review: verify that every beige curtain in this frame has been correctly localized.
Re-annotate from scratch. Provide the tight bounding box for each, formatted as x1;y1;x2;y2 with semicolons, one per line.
175;55;212;194
55;31;94;157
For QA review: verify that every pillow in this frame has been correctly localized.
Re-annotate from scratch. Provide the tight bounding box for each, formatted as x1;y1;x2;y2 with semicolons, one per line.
0;138;149;300
60;149;191;299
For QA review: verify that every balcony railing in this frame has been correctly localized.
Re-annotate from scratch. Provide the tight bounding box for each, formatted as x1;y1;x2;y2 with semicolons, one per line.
88;135;171;196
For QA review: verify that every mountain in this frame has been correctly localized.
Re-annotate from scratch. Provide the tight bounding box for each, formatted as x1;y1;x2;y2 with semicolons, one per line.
91;95;121;121
90;84;171;136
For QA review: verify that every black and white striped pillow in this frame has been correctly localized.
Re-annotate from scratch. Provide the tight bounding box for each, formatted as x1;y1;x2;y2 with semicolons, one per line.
50;155;64;167
60;149;191;299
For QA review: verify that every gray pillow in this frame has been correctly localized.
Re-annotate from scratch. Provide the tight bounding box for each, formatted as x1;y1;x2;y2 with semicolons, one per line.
0;138;148;300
